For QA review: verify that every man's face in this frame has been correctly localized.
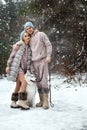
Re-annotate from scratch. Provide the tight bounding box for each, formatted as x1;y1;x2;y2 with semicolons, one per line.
26;27;34;35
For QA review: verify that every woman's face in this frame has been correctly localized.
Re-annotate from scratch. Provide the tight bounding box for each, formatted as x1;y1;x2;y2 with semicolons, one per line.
23;32;30;44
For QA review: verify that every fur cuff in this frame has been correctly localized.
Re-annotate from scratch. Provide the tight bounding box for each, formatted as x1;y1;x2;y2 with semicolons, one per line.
11;93;18;101
38;88;49;94
18;92;27;100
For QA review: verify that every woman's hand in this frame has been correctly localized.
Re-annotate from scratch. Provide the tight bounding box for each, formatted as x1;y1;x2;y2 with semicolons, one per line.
6;66;10;74
45;56;51;64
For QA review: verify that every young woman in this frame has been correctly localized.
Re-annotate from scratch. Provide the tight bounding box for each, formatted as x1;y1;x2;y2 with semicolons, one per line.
6;30;31;110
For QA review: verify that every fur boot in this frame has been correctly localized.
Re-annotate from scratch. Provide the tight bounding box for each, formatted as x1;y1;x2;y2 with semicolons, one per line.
10;93;19;108
43;93;49;109
18;92;30;110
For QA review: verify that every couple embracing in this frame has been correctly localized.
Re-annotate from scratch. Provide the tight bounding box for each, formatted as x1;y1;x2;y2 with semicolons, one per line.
6;21;52;110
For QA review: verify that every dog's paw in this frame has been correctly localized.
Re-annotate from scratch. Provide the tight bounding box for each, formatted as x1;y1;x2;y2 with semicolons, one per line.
32;105;36;108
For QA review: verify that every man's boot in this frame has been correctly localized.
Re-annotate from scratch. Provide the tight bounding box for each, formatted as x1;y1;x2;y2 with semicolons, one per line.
10;93;19;108
36;93;43;107
18;92;30;110
43;93;49;109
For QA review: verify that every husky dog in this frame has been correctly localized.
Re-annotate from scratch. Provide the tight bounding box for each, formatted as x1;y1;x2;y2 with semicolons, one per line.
25;71;37;108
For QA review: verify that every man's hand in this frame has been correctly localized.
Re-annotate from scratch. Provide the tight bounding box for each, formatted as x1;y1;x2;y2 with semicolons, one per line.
13;44;20;51
6;66;10;74
45;56;51;63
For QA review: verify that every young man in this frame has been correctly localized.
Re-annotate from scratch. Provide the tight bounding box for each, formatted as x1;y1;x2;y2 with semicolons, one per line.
14;21;52;109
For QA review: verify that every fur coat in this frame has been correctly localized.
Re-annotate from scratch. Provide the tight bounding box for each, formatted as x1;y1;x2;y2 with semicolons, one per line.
7;43;31;82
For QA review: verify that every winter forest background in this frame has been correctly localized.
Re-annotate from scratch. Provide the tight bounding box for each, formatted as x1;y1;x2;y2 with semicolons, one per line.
0;0;87;81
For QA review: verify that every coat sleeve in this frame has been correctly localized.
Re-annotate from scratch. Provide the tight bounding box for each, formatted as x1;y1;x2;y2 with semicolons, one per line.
41;32;52;56
7;49;17;67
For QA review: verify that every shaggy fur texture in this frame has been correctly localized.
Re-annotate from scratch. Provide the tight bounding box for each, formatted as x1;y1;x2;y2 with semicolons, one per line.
25;71;37;108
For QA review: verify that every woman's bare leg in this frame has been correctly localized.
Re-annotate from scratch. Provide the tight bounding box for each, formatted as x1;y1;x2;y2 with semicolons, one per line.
14;79;21;93
18;73;27;92
17;73;29;110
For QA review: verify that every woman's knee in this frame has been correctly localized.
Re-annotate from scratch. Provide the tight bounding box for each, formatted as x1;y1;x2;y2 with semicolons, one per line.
18;73;25;81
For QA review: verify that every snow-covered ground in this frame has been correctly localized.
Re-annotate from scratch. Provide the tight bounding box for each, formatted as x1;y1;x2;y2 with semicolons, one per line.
0;73;87;130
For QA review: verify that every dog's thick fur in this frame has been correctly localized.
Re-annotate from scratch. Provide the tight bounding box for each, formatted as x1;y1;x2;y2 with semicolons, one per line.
25;71;37;108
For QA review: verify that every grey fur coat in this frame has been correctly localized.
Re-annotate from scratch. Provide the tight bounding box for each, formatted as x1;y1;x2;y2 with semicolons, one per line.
7;43;31;82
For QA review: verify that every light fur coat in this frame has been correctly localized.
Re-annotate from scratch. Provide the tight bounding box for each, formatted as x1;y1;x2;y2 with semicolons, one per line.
7;43;31;82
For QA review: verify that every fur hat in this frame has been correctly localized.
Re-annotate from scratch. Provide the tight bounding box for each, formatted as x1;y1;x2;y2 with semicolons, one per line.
20;30;26;40
24;22;35;29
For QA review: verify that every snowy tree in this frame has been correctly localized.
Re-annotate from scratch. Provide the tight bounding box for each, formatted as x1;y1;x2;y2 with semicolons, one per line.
0;0;87;76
